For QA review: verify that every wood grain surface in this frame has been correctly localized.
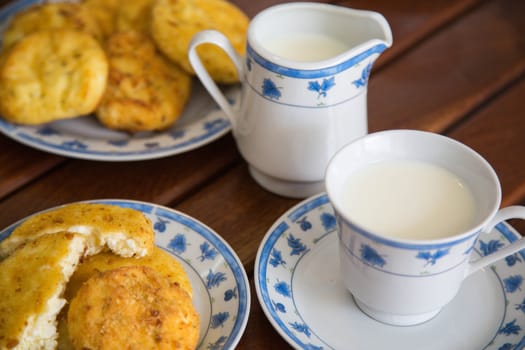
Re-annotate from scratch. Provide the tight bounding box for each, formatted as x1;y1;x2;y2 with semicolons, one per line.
0;0;523;349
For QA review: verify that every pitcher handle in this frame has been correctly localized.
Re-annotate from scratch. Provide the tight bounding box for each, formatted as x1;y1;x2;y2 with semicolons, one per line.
465;206;525;277
188;30;244;127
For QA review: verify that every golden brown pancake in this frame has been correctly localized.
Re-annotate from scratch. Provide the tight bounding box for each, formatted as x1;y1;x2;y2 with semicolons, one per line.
1;2;103;50
66;247;193;300
95;31;192;132
81;0;121;40
68;266;199;350
114;0;155;35
58;247;193;348
0;29;108;125
150;0;249;84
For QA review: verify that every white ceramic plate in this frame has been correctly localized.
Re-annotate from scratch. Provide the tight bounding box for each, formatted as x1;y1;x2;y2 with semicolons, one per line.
0;0;238;161
0;200;251;350
255;193;525;350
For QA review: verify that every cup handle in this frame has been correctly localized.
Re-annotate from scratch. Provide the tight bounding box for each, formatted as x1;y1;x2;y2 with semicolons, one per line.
465;206;525;277
188;30;244;127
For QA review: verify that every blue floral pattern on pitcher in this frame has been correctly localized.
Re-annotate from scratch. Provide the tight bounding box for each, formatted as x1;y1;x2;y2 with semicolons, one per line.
307;77;336;98
246;43;387;108
262;78;282;100
352;63;372;88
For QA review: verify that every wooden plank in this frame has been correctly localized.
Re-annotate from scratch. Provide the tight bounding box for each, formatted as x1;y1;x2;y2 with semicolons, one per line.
0;136;241;229
450;78;525;207
368;0;525;133
339;0;483;68
0;136;63;198
175;163;299;270
449;76;525;234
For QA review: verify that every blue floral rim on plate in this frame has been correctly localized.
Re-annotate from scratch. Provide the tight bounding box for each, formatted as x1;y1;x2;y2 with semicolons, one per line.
0;200;251;350
0;117;231;161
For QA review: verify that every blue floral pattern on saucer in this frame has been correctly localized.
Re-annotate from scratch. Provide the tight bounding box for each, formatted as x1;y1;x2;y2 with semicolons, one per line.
255;193;525;350
0;200;250;350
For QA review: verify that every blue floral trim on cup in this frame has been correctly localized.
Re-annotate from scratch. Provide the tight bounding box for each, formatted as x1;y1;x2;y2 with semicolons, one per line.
337;214;480;251
337;212;480;277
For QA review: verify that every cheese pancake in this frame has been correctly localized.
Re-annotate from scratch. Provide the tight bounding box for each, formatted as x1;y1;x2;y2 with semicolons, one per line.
81;0;121;40
151;0;248;84
66;247;193;300
68;266;199;350
1;2;103;50
0;202;155;259
58;248;193;348
0;233;86;350
96;31;192;132
0;29;108;125
115;0;155;35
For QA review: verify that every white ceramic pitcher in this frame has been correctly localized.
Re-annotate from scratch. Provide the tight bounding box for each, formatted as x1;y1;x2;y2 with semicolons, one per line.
189;2;392;198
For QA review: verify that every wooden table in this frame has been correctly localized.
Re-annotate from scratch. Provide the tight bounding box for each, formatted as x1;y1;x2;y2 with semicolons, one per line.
0;0;524;349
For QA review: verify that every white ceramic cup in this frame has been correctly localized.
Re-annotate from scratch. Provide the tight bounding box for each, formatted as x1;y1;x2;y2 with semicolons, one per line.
188;3;392;198
325;129;525;326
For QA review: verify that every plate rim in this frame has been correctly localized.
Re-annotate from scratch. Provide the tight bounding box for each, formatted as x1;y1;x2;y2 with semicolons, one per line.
0;117;232;162
254;193;330;350
0;0;236;162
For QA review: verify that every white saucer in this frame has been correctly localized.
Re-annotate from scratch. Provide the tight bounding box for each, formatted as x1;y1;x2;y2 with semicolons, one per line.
0;200;251;350
255;193;525;350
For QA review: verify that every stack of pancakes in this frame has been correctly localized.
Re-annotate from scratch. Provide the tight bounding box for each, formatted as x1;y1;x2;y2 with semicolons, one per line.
0;0;249;132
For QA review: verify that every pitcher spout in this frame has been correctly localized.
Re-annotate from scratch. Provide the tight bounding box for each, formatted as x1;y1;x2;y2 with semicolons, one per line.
242;3;392;73
345;7;393;56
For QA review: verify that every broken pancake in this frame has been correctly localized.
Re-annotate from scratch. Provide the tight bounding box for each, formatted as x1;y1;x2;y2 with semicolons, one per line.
68;266;199;350
0;232;87;350
0;202;155;259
